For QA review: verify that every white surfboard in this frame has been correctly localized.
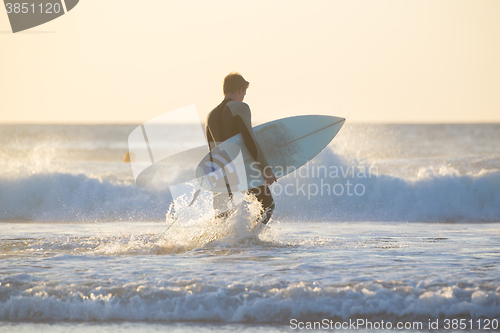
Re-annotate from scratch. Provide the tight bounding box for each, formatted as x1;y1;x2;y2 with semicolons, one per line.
196;115;345;192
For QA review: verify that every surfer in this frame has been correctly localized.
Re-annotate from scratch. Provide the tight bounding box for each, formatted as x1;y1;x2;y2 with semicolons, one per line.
206;72;277;224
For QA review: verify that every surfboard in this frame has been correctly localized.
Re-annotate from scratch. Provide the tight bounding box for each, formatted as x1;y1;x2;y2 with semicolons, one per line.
195;115;345;192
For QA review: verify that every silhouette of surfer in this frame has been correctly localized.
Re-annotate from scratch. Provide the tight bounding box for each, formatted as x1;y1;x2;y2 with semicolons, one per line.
206;73;276;224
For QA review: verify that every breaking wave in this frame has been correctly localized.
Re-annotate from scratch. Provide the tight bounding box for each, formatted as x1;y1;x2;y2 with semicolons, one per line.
1;148;499;222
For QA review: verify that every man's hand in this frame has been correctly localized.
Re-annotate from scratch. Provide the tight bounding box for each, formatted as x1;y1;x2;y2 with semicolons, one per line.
263;166;277;186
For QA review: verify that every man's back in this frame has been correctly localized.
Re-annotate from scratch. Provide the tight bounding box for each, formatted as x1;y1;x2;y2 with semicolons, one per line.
206;100;253;150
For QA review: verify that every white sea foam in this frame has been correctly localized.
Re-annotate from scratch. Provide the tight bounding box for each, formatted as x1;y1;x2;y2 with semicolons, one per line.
0;195;274;257
1;279;499;322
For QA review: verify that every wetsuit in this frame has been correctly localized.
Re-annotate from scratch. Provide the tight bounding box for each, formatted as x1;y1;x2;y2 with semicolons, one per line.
206;99;275;224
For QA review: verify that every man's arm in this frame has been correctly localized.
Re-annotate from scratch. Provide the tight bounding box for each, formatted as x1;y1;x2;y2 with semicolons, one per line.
227;102;276;185
235;116;257;160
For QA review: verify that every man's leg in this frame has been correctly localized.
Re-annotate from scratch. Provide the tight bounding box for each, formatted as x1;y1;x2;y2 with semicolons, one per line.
248;185;275;224
213;190;233;220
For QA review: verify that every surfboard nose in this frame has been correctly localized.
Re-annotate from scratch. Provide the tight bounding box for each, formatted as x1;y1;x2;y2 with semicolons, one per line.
330;116;346;126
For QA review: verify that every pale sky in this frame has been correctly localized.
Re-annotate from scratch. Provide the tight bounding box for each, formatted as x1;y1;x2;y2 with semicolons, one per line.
1;0;499;124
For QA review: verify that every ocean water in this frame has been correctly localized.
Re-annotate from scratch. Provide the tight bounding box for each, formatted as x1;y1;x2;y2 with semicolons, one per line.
1;123;499;332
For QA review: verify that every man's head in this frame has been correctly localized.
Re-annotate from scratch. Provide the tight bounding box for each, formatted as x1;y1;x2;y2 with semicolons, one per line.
223;72;249;102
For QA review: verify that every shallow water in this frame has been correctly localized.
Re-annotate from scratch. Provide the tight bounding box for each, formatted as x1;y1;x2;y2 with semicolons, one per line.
1;124;499;330
1;221;499;327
